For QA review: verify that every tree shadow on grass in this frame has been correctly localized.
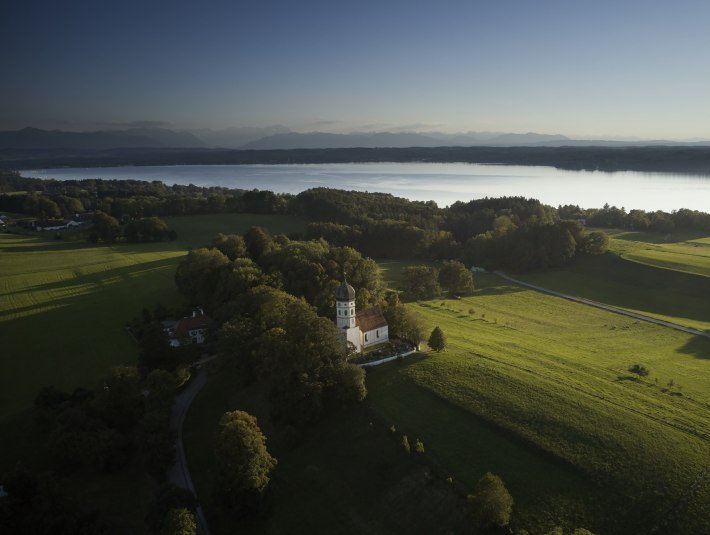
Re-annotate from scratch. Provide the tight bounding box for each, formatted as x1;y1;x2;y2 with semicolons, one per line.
472;284;525;297
0;235;93;253
0;258;183;418
677;334;710;359
535;254;710;329
0;256;179;306
611;230;710;244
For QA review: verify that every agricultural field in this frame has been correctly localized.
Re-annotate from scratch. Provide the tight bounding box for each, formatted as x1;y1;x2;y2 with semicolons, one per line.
517;250;710;333
604;228;710;278
367;273;710;534
0;212;305;422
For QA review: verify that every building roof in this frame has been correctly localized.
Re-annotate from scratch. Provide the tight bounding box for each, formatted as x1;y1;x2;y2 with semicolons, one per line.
356;307;387;332
336;272;356;301
174;313;211;338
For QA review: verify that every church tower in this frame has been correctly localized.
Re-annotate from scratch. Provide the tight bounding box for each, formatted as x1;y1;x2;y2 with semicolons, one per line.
336;272;356;329
336;271;362;352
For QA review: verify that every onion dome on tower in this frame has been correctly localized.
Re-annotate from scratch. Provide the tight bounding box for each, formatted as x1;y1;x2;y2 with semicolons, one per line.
336;272;356;301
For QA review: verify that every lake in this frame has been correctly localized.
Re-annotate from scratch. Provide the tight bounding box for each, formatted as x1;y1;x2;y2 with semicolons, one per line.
22;163;710;212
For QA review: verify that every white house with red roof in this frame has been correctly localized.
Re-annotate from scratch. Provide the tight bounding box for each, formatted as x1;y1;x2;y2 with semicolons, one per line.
165;308;211;347
336;273;388;353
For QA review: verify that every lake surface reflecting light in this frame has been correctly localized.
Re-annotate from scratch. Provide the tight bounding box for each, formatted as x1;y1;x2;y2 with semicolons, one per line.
22;163;710;212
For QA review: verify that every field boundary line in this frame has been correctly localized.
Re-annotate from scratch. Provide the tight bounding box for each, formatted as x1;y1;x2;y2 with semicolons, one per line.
494;271;710;340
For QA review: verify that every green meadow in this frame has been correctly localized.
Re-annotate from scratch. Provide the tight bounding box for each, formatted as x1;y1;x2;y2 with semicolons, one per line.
366;273;710;534
603;228;710;277
0;213;304;421
517;244;710;333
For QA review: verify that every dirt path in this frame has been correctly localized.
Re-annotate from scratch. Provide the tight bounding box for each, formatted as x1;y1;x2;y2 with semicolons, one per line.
494;271;710;339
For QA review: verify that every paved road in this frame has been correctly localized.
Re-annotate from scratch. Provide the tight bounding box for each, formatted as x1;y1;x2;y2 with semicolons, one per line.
495;271;710;339
167;365;211;535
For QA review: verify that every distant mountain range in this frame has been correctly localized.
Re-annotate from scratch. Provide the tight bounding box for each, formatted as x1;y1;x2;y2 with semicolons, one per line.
1;126;709;151
0;127;204;150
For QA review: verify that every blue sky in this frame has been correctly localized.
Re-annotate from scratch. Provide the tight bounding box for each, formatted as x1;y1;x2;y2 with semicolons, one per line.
2;0;709;138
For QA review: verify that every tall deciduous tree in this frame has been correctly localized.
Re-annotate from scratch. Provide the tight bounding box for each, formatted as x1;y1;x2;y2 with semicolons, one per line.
213;410;277;512
174;247;230;305
212;233;248;260
92;211;121;242
467;472;513;528
438;260;474;296
581;230;610;255
403;265;441;300
160;508;197;535
383;294;425;347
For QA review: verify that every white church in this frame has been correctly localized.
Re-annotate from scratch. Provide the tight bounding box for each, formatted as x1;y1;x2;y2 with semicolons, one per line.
336;273;389;353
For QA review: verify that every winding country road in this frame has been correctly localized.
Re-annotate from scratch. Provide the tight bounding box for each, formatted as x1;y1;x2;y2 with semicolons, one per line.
167;364;211;535
495;271;710;339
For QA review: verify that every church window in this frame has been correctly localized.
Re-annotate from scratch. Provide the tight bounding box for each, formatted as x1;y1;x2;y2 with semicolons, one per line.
376;329;379;338
365;333;368;342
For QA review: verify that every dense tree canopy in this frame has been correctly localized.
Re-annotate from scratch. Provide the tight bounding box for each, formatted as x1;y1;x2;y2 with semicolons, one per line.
174;248;231;306
160;508;197;535
468;472;513;528
92;211;120;242
383;294;425;346
124;216;174;242
217;286;367;424
402;265;441;300
438;260;474;296
212;233;248;260
213;410;277;511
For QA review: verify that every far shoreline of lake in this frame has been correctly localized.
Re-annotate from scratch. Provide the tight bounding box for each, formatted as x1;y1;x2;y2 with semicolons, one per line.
21;162;710;212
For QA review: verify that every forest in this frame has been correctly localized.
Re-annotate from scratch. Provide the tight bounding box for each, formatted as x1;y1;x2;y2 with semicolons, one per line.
5;171;710;271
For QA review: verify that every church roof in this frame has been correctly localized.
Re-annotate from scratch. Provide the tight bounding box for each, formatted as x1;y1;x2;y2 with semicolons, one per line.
336;273;356;301
356;307;387;332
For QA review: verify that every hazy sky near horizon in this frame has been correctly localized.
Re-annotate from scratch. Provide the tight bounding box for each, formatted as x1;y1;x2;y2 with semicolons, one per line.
2;0;709;139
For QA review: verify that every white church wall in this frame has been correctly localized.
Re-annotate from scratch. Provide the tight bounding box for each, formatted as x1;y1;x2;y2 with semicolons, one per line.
362;325;389;348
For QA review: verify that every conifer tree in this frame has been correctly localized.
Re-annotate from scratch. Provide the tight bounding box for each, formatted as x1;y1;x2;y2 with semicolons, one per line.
428;326;446;352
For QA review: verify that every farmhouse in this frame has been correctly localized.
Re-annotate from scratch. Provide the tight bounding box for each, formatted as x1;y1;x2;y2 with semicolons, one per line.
163;308;211;347
34;219;83;231
336;273;388;353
